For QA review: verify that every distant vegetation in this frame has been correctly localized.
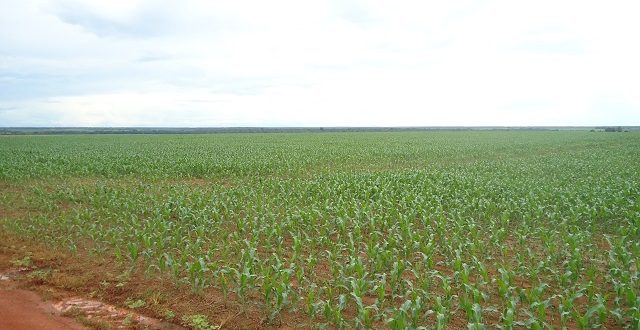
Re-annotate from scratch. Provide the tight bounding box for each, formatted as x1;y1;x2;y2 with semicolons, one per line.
1;131;638;329
2;126;638;135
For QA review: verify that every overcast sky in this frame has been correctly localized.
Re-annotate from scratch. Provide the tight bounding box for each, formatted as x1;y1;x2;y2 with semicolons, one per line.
1;0;639;127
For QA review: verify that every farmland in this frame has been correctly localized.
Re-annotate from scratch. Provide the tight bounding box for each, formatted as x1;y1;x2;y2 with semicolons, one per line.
0;131;639;329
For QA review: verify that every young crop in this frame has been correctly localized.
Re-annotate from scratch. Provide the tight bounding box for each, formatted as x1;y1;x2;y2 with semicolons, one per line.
1;131;639;328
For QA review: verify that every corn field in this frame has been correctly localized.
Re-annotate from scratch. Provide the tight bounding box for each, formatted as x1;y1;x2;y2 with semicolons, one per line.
1;131;638;329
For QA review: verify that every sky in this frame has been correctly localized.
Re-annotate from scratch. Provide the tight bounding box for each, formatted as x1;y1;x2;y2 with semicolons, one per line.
1;0;639;127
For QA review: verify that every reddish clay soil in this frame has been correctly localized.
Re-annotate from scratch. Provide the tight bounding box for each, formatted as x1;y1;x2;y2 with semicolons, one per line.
0;283;84;330
0;275;186;330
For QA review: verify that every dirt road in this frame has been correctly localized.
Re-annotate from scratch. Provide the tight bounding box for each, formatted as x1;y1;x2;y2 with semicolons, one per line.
0;285;84;330
0;270;185;330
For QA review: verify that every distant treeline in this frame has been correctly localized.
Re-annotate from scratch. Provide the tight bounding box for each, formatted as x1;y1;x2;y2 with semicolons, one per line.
595;126;629;132
0;126;638;135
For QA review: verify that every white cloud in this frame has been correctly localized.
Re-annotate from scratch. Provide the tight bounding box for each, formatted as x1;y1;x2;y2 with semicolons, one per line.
1;0;639;126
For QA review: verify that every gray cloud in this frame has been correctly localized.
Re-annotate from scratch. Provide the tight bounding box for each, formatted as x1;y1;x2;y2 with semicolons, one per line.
333;0;373;26
0;106;18;112
135;53;173;62
52;2;171;38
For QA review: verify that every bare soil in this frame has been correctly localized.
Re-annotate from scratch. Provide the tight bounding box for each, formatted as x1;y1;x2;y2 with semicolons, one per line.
0;279;84;330
1;271;184;330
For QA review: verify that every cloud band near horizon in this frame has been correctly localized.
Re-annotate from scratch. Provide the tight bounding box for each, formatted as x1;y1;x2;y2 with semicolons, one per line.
1;0;639;127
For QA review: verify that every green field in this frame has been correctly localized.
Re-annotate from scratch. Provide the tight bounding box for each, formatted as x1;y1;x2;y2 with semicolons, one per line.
1;131;639;329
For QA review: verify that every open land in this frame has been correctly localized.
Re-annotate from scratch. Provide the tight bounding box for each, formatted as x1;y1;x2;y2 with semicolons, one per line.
0;131;638;329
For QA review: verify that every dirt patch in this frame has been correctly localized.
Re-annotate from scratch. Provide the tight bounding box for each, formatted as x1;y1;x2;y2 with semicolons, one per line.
0;281;84;330
1;272;184;330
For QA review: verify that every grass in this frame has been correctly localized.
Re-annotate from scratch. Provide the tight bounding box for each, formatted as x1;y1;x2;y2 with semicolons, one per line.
0;131;638;329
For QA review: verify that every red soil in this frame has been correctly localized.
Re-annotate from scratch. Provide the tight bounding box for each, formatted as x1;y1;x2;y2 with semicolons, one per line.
0;284;83;330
